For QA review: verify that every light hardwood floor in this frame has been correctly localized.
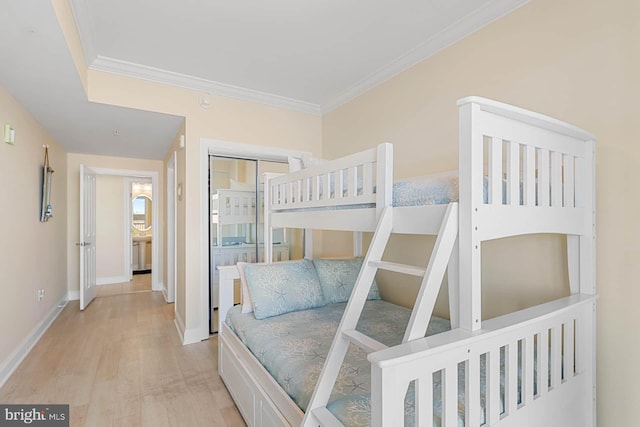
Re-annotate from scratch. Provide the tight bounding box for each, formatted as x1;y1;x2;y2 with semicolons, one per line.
96;273;153;297
0;291;245;427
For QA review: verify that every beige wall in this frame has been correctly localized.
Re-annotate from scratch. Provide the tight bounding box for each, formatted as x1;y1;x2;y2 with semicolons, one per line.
85;73;322;339
66;153;164;296
95;175;126;281
322;0;638;425
0;84;67;372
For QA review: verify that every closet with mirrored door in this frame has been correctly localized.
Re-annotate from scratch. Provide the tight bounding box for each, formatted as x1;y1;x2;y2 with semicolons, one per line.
208;156;303;333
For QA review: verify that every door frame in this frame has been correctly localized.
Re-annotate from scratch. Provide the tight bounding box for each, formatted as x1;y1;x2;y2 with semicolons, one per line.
198;139;311;341
124;176;153;279
166;152;177;304
90;167;161;292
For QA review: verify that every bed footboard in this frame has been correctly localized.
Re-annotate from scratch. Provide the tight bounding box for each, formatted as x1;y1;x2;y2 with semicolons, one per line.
369;295;596;427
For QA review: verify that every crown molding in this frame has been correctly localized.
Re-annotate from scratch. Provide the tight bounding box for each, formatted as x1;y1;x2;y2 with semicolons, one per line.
68;0;97;64
72;0;526;117
320;0;529;114
90;56;321;115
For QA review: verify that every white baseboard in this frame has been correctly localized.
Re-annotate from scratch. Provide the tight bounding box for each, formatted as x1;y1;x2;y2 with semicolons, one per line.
0;295;68;388
67;290;79;301
183;327;204;345
96;275;129;285
174;313;186;343
173;313;203;345
152;280;163;292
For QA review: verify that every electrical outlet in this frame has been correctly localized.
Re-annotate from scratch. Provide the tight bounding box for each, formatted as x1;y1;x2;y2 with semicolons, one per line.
37;289;45;301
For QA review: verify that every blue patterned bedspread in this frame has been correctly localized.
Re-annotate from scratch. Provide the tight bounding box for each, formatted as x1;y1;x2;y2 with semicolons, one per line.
226;300;460;426
392;171;460;207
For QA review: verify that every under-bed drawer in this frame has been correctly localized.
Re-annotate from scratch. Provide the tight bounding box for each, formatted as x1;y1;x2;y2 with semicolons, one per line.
259;399;288;427
220;343;256;425
220;338;289;427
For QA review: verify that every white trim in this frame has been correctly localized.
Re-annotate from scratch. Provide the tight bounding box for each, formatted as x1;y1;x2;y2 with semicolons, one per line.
199;138;307;342
90;56;321;115
202;138;311;162
173;311;202;346
321;0;529;113
0;296;68;388
182;328;204;345
166;151;177;304
123;177;134;281
67;290;80;301
68;0;97;64
96;275;129;286
174;313;185;344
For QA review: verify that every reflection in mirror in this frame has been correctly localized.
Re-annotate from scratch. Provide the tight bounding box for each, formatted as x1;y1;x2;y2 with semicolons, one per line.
132;194;152;231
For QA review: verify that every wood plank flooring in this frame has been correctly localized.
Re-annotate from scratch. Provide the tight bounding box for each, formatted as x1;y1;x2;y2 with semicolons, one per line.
96;273;153;297
0;291;245;427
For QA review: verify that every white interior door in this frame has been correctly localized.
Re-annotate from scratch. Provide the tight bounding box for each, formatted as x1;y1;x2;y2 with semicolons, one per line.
79;164;97;310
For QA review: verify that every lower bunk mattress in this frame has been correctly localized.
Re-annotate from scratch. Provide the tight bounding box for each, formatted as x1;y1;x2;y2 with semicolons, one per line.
226;299;503;426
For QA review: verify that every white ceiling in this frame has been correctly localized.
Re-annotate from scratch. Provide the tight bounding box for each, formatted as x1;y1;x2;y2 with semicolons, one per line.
75;0;527;113
0;0;527;160
0;1;182;160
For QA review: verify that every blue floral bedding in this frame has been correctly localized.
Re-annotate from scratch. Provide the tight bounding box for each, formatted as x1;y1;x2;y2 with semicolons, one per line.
226;300;464;426
392;171;460;207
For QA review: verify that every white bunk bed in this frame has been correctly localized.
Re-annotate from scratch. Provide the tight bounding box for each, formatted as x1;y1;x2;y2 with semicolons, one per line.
217;97;596;427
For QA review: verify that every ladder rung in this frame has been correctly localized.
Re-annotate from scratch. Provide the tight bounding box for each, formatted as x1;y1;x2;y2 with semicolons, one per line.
369;260;426;277
310;407;343;427
342;329;388;353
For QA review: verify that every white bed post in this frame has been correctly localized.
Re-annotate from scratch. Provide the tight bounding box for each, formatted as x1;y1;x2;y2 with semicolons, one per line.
458;100;483;332
567;140;596;295
353;232;363;257
217;265;239;336
568;138;597;426
568;139;596;296
264;173;274;263
376;143;394;216
304;229;314;258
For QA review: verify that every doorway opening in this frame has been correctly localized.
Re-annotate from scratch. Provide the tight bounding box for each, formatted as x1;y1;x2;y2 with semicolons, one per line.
129;178;153;276
79;166;161;310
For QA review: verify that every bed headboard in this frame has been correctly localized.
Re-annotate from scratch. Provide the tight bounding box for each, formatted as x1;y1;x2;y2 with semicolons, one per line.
457;96;596;330
458;96;596;240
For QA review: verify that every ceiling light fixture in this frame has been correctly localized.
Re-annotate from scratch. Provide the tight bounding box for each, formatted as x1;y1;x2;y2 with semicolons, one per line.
199;94;212;109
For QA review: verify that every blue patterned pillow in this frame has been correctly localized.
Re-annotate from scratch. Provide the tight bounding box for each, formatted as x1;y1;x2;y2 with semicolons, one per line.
244;259;325;320
313;258;381;304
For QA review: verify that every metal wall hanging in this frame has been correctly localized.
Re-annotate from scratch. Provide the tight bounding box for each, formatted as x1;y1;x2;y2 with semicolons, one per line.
40;145;54;222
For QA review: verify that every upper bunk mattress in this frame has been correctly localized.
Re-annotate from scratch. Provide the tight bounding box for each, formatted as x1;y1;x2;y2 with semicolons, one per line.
392;170;460;206
226;300;455;426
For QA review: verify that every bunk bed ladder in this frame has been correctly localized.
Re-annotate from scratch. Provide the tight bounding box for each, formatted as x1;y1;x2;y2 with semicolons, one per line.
303;203;459;426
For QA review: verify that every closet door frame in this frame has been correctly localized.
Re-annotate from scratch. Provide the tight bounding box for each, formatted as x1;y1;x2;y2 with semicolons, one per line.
200;139;312;339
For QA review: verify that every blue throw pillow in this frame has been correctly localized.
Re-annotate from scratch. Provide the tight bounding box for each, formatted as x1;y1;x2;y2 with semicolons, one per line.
244;259;325;320
313;258;381;305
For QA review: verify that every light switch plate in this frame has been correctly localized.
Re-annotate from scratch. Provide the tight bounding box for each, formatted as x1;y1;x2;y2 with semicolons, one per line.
4;124;15;144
